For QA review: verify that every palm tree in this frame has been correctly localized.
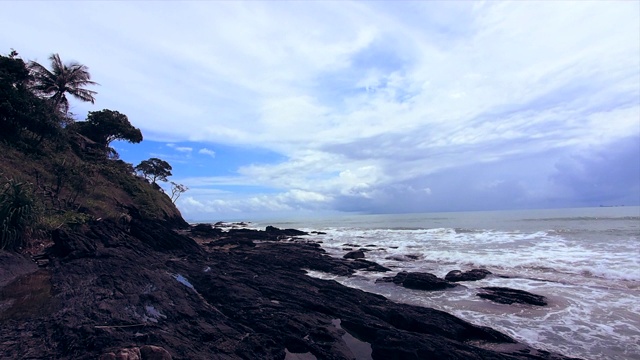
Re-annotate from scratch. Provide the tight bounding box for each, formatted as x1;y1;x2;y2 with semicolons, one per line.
28;53;98;114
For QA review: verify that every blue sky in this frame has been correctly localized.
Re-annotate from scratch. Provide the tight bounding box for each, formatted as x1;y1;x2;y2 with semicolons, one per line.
2;1;639;221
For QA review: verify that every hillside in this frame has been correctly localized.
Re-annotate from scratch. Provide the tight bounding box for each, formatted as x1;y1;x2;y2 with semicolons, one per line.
0;52;186;252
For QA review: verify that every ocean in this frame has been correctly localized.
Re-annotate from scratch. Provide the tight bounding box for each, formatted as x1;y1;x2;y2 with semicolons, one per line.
255;206;640;360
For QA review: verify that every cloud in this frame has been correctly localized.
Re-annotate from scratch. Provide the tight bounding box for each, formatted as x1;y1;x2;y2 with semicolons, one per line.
549;135;640;206
3;2;638;218
198;148;216;158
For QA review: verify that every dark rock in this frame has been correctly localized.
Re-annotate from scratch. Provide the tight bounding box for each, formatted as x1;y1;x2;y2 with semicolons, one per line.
0;251;38;287
351;259;391;272
343;250;365;259
51;227;97;259
477;287;548;306
1;219;573;359
206;238;255;248
445;269;492;282
191;223;223;237
140;345;172;359
265;226;308;236
377;271;460;291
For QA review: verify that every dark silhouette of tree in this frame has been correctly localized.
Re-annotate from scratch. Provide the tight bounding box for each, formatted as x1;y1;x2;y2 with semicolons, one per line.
0;52;60;143
28;53;98;114
74;109;142;147
135;158;172;185
170;182;188;203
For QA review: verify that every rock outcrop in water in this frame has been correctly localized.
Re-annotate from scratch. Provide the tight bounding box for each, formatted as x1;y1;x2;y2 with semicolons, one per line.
477;287;548;306
376;271;463;291
445;269;492;282
0;220;579;359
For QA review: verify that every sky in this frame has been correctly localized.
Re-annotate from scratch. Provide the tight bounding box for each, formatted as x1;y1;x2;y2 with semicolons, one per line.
1;1;639;221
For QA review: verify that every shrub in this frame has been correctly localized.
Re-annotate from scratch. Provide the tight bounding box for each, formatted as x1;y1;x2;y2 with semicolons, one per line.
0;179;39;250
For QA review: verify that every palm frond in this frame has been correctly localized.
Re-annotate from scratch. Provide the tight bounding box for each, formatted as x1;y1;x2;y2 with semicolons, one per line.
28;53;99;114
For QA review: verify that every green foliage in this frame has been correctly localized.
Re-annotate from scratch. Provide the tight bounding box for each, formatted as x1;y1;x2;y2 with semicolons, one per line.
73;109;142;148
39;210;92;231
28;53;98;114
0;53;61;145
0;49;187;251
135;158;173;184
0;179;39;250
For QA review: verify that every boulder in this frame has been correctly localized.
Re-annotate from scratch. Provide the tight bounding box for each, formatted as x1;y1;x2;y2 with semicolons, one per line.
377;271;459;291
265;226;308;236
445;269;492;282
343;250;365;259
477;287;547;306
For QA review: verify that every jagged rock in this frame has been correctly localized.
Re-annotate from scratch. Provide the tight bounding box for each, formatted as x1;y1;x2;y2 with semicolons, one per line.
51;227;98;259
351;259;391;272
477;287;548;306
1;219;572;359
343;250;365;259
377;271;460;291
190;223;223;237
206;237;256;248
265;226;308;236
445;269;492;282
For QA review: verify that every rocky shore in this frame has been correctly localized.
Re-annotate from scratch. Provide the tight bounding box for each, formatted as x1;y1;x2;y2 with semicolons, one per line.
0;218;579;360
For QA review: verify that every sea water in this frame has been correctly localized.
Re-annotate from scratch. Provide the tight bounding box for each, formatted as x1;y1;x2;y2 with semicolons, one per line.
256;207;640;360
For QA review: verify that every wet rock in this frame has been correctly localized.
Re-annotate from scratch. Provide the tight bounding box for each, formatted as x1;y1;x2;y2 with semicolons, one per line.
343;250;365;259
1;219;572;359
0;251;38;287
445;269;492;282
265;226;308;236
190;223;223;237
351;259;391;272
477;287;548;306
377;271;460;291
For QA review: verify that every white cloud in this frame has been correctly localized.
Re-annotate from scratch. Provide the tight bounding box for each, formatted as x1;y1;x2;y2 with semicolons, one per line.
3;1;638;216
198;148;216;158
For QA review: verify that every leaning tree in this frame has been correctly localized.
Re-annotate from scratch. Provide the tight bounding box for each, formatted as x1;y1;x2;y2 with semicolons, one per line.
28;53;98;114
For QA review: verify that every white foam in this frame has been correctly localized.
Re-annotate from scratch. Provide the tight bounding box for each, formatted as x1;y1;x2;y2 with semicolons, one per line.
304;226;640;360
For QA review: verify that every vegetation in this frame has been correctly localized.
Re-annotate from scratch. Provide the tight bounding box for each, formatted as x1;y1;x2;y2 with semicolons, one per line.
0;50;187;252
0;53;61;146
73;109;143;149
0;178;39;250
170;182;188;204
135;158;172;185
28;53;98;115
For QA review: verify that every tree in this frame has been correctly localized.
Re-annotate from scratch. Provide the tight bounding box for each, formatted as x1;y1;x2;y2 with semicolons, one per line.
169;182;188;203
28;53;98;114
135;158;172;185
74;109;142;147
0;52;60;143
